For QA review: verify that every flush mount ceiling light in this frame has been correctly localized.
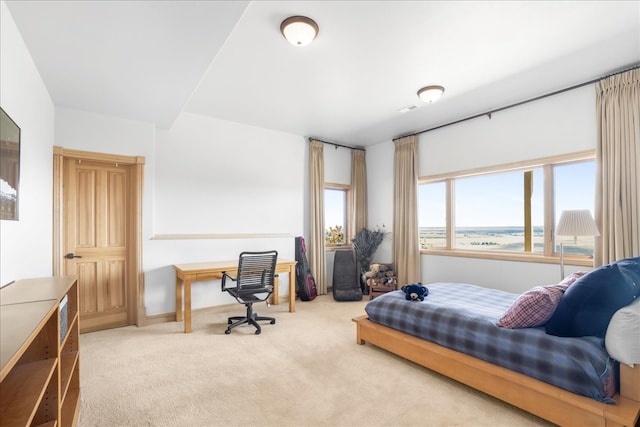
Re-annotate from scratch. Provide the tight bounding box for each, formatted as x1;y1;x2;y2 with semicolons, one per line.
280;16;319;47
417;85;445;103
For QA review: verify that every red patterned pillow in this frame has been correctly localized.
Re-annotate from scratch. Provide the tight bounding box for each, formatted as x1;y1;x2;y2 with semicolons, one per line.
497;272;586;329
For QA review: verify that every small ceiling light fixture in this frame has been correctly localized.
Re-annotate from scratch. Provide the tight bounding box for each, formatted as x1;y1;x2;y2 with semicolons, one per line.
417;85;445;103
280;16;319;47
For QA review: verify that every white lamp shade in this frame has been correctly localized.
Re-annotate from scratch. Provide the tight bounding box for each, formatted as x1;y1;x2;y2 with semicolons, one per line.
280;16;318;47
417;85;445;103
555;209;600;237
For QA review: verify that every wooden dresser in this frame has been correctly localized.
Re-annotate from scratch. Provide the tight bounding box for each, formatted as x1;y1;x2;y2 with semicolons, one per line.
0;276;80;427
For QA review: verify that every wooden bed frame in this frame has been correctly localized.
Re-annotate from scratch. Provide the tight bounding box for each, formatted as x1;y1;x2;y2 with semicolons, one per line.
353;315;640;427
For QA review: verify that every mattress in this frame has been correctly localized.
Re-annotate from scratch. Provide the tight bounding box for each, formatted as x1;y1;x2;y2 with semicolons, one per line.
364;283;616;402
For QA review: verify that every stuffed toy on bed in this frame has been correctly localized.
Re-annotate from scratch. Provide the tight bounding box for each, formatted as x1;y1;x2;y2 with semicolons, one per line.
401;283;429;301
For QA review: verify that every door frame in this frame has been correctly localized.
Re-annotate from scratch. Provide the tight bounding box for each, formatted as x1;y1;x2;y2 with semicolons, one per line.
53;146;146;327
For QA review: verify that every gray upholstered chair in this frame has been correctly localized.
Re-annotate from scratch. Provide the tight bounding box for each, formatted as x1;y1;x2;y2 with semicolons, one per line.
332;250;363;301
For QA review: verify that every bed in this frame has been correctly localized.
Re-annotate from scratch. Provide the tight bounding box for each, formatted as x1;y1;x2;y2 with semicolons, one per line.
353;259;640;426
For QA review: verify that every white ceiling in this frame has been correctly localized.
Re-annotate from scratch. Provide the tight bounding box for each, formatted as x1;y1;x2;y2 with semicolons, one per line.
5;1;640;147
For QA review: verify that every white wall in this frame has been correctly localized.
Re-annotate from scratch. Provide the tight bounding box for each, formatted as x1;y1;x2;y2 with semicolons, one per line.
324;144;351;184
153;113;303;235
419;86;596;175
0;2;55;286
423;255;588;295
145;113;306;315
367;85;598;293
365;141;394;264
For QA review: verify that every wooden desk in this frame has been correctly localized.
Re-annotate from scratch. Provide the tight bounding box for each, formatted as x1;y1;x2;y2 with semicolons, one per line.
174;258;297;333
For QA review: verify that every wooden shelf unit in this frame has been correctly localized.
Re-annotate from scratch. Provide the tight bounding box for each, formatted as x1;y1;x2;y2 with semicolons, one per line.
1;276;80;427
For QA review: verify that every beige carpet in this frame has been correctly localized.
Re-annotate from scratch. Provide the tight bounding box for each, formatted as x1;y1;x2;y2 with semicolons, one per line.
78;294;552;427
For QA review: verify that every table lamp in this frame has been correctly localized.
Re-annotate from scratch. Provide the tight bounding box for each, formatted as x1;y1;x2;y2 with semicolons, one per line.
555;209;600;280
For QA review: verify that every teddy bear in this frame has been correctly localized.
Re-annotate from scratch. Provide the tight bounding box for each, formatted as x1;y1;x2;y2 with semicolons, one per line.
365;264;397;298
364;263;385;284
365;264;394;284
401;283;429;301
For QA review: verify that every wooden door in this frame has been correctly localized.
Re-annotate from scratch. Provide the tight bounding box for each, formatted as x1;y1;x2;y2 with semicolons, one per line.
63;158;131;332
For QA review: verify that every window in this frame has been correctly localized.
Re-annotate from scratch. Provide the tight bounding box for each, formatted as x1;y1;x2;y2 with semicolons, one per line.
325;184;350;246
418;181;446;249
418;151;596;262
553;161;597;255
454;169;544;253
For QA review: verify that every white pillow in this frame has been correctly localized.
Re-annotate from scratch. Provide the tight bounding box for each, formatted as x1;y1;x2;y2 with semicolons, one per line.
605;297;640;366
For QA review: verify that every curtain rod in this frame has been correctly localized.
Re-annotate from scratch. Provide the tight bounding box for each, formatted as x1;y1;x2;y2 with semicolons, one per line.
308;137;366;152
393;64;640;141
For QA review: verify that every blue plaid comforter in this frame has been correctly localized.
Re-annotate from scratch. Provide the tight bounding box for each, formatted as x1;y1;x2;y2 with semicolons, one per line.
365;283;616;402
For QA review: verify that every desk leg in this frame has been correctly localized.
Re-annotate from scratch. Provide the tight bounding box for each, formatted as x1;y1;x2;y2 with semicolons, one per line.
184;279;192;333
272;276;280;306
289;265;296;313
175;276;183;322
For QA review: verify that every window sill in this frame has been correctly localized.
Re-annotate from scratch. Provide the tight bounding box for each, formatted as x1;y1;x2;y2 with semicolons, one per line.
325;244;352;252
421;248;595;267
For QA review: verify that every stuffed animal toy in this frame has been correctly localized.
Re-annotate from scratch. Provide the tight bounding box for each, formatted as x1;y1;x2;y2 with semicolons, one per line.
383;270;395;284
365;263;382;281
402;283;429;301
364;263;397;299
365;264;390;285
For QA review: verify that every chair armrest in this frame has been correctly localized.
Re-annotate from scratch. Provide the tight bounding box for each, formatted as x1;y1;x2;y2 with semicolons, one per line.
221;271;236;291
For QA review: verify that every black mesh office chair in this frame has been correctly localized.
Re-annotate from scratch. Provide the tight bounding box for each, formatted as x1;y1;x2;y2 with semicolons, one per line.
221;250;278;335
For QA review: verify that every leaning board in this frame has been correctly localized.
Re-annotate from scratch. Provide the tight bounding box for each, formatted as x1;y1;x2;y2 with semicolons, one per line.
353;315;640;427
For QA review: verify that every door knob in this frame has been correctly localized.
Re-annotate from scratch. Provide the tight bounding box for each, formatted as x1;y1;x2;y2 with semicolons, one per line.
65;252;83;259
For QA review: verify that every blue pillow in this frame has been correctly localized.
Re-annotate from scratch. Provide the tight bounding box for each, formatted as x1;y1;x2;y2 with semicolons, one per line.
545;257;640;338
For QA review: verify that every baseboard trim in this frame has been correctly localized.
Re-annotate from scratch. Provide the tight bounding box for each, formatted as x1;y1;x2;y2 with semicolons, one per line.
145;296;292;325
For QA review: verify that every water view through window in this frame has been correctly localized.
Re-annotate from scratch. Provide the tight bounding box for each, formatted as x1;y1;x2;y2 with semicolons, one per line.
419;159;596;256
420;226;546;252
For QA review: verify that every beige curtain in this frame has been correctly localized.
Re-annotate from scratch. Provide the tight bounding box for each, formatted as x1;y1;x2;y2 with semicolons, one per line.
309;139;327;294
393;135;421;286
351;149;367;238
594;68;640;265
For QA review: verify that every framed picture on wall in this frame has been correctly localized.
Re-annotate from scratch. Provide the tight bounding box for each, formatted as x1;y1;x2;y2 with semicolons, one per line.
0;107;20;221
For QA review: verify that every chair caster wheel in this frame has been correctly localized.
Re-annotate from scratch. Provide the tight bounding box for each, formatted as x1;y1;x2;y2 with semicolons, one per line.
270;320;276;324
255;329;261;335
225;329;231;334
